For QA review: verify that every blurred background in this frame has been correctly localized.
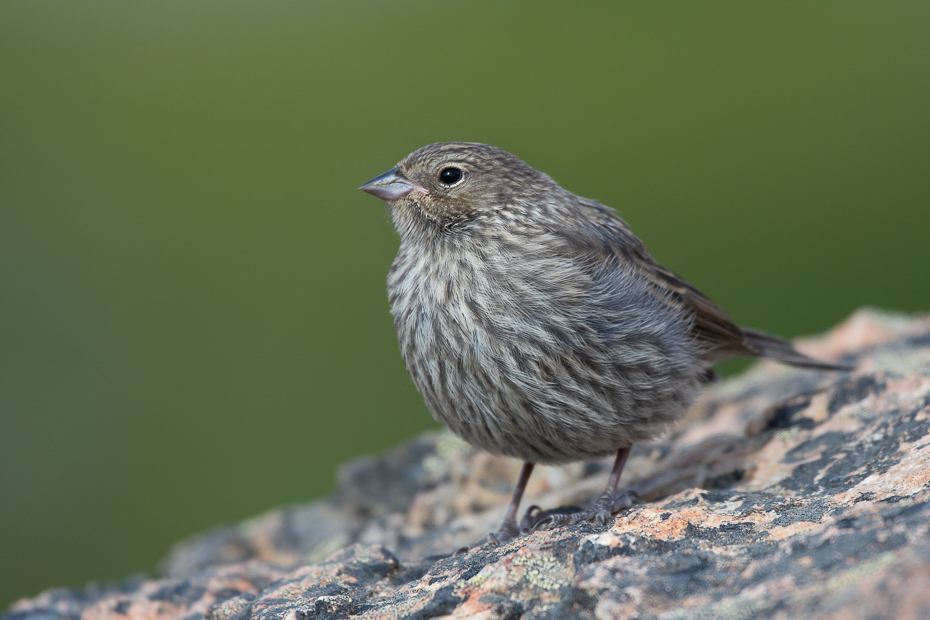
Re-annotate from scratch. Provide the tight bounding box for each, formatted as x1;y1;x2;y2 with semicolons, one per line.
1;0;928;608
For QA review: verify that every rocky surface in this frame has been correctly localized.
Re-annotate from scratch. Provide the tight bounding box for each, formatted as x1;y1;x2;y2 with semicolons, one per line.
6;308;930;619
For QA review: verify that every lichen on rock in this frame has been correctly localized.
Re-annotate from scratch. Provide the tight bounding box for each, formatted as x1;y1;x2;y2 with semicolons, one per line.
6;308;930;619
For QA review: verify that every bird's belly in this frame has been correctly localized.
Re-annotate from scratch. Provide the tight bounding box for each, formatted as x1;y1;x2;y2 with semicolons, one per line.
388;252;701;464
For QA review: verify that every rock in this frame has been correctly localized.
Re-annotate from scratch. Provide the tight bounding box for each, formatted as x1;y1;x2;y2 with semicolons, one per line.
6;308;930;620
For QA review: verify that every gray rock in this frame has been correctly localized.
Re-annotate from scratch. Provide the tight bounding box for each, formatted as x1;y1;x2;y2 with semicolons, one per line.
7;308;930;619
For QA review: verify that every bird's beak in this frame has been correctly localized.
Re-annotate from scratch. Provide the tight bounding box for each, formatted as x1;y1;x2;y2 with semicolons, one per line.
358;167;428;201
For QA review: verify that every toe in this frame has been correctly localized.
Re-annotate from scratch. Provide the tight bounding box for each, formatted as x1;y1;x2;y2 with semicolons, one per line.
518;505;544;532
530;516;553;533
531;514;566;532
488;529;511;545
489;518;523;544
611;490;639;513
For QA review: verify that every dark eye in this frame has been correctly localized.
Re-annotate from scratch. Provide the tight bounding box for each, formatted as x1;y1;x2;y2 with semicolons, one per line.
438;167;464;186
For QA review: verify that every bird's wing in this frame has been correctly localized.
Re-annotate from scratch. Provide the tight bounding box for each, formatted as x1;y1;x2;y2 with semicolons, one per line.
556;200;755;362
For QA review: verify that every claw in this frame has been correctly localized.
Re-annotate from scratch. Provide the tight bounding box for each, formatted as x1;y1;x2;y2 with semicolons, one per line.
612;490;639;512
496;477;641;538
488;519;521;545
533;512;580;532
518;505;544;534
530;515;554;533
527;489;640;533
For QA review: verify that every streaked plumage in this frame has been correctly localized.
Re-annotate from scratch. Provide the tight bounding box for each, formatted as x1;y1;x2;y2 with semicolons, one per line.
360;142;851;539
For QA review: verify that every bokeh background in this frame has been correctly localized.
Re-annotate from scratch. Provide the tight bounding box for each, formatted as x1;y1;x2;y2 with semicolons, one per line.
2;0;928;608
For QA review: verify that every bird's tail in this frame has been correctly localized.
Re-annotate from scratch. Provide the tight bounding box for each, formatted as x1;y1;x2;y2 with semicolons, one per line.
742;327;854;371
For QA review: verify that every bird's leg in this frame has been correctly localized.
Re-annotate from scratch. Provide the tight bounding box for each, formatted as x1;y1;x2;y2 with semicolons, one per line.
534;447;635;531
487;462;535;544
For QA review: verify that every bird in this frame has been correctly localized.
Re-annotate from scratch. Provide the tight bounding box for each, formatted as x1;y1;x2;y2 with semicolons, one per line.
359;142;852;543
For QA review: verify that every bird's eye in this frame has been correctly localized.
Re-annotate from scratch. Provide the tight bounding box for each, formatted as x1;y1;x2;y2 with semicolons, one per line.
438;167;464;186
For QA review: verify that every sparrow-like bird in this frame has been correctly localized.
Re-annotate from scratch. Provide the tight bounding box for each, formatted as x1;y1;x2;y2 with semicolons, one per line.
360;142;851;542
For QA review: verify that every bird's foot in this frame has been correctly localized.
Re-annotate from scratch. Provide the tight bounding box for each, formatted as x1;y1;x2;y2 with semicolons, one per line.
514;504;580;534
518;505;546;533
488;504;576;544
487;520;522;545
612;489;639;512
532;490;639;532
489;490;638;542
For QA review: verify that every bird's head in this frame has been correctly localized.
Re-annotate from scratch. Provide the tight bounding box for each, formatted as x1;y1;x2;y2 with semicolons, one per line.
359;142;554;239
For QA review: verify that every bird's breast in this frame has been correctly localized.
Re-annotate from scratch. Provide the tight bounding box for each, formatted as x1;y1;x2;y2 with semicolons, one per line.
387;236;584;357
384;235;705;463
388;243;490;361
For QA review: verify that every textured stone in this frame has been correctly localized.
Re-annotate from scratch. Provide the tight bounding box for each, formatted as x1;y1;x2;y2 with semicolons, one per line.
6;308;930;619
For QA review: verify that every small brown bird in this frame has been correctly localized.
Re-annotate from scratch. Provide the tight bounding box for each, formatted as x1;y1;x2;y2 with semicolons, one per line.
359;142;852;543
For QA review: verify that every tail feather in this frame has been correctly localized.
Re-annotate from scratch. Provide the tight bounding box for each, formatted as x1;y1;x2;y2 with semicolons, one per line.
742;328;855;371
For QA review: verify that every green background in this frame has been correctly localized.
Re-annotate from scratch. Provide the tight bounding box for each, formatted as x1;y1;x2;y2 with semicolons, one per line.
1;0;928;609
